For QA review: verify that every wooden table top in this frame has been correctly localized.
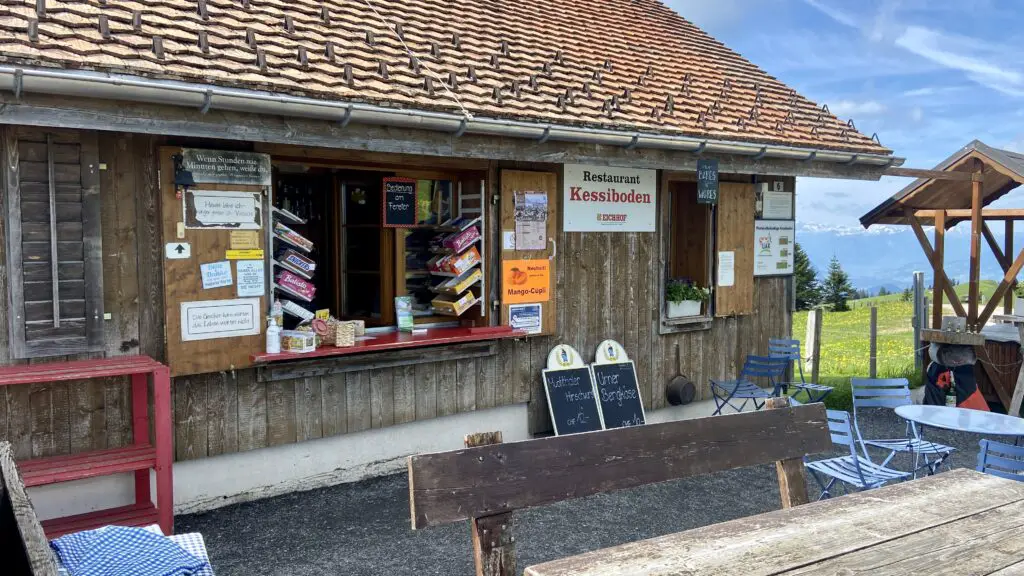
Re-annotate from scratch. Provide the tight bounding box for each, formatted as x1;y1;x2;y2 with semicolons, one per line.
524;469;1024;576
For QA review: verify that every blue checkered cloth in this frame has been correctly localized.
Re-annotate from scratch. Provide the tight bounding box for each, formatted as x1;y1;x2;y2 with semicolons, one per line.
51;525;209;576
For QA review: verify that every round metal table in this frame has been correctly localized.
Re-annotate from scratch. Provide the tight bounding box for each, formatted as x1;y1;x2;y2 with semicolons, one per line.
895;405;1024;437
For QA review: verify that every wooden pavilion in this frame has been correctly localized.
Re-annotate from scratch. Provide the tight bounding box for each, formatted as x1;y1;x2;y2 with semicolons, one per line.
862;140;1024;412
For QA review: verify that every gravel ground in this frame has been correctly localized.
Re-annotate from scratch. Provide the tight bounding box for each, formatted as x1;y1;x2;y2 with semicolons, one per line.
177;408;991;576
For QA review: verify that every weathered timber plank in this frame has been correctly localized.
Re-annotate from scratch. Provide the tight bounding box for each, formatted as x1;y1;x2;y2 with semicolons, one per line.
266;380;296;447
0;442;60;576
256;342;495;382
5;385;31;458
409;404;830;528
296;376;323;442
68;378;105;452
112;133;140;355
235;368;267;451
346;371;371;433
527;338;551;435
29;383;69;458
393;364;415;425
513;338;532;405
414;363;437;420
369;368;395;428
207;371;239;456
174;374;207;461
320;373;347;437
475;355;496;411
133;136;162;360
523;470;1024;576
496;339;517;407
784;500;1024;575
437;360;458;417
456;359;477;414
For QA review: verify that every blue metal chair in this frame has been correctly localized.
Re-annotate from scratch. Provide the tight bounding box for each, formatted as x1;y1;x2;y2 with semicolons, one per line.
710;355;788;415
977;439;1024;481
805;410;911;499
768;338;833;404
851;378;955;476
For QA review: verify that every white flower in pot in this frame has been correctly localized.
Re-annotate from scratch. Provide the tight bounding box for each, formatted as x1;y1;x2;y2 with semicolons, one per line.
666;280;711;318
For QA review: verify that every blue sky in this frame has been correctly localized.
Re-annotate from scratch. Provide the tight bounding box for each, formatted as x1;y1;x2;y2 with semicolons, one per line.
665;0;1024;233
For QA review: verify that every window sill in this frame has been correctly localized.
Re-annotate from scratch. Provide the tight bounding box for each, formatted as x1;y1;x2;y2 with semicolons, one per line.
659;315;713;335
252;326;522;364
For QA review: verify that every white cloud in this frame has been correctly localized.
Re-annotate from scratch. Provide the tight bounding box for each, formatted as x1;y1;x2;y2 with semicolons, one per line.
828;99;887;117
894;26;1024;93
802;0;859;29
910;107;924;122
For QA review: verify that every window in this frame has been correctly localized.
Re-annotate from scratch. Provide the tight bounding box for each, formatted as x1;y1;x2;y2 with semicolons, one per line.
662;181;714;328
271;165;487;331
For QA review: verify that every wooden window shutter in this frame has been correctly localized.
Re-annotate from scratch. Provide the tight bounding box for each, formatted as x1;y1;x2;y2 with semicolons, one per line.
715;182;754;316
3;128;104;358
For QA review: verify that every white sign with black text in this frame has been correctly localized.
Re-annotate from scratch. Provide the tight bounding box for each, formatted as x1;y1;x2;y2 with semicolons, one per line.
236;260;265;297
754;220;796;276
563;164;657;232
180;298;261;342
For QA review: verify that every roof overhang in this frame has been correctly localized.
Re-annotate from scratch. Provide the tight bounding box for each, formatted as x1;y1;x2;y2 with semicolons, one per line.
861;140;1024;228
0;65;902;174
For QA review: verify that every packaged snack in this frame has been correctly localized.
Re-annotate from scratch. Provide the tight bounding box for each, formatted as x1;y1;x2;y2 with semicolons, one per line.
280;330;316;353
440;268;482;295
444;246;481;275
282;249;316;274
281;299;314;321
276;269;316;301
274;222;314;252
432;291;477;316
443;225;480;253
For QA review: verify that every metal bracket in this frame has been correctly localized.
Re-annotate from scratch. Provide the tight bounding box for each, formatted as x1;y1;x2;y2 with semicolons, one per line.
752;147;767;160
12;69;23;100
625;134;639;150
803;151;817;163
537;126;551;144
339;106;352;128
199;89;213;114
694;142;706;155
843;154;859;166
454;118;468;138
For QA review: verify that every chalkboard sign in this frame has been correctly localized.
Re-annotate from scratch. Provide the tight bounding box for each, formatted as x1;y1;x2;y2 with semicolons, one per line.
592;361;645;429
543;367;604;435
383;177;417;228
697;159;719;205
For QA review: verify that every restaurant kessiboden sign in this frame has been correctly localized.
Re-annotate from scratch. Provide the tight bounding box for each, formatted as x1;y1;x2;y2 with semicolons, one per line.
563;164;657;232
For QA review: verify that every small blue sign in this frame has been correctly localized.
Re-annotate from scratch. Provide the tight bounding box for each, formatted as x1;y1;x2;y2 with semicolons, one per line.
509;303;543;335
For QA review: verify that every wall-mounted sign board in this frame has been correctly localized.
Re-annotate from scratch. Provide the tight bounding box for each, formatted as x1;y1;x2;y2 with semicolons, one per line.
563;164;656;232
174;149;271;186
180;298;261;342
754;220;796;277
502;259;550;304
759;190;794;220
383;177;417;228
184;190;262;230
696;159;719;205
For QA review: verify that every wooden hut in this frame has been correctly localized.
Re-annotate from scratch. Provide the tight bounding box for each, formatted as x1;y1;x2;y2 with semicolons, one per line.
0;0;898;520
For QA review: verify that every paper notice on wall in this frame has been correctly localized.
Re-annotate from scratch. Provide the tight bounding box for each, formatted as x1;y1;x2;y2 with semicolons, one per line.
200;261;233;289
235;260;265;297
230;230;261;250
717;251;735;287
761;191;794;220
184;190;262;230
502;230;516;251
180;298;261;342
514;191;548;250
509;303;543;335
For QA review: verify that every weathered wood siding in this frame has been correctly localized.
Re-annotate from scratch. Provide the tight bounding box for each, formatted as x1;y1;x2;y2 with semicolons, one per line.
0;129;792;461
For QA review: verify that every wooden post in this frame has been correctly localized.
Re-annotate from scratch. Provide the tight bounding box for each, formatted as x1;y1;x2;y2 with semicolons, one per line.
1007;220;1015;315
0;442;59;576
765;397;810;508
805;308;822;384
933;209;946;329
869;306;878;378
464;432;514;576
913;272;925;370
968;158;984;328
923;297;930;328
1009;326;1024;419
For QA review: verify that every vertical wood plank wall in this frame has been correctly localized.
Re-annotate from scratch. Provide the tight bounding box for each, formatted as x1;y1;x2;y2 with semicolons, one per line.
0;130;793;461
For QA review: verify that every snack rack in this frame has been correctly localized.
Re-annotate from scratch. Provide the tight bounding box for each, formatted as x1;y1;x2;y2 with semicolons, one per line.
271;206;317;319
428;180;486;318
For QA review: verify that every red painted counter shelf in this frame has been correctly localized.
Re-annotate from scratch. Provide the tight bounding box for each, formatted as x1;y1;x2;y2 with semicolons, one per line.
0;355;173;537
252;326;524;363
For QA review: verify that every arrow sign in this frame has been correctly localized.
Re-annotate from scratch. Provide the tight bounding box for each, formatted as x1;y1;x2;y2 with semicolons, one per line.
165;242;191;260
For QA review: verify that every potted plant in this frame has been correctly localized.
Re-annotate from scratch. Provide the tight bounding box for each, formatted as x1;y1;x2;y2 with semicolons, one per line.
666;279;711;318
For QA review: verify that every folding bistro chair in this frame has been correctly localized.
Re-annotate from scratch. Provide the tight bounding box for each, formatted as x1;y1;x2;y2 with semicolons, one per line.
768;338;833;404
805;410;911;499
851;378;955;476
710;355;788;415
977;439;1024;482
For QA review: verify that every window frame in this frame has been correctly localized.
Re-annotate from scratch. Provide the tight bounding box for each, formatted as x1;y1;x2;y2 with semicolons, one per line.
658;172;715;334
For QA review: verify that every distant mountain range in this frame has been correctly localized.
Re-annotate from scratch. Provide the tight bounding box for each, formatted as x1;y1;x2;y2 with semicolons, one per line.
797;224;1024;295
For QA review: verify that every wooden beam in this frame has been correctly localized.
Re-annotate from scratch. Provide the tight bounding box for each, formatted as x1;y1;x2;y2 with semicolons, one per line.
969;158;984;327
976;245;1024;327
982;222;1011;272
463;432;514;576
905;209;967;322
407;404;830;529
933;209;947;328
0;442;59;576
885;166;980;181
1009;325;1024;418
766;398;810;509
914;209;1024;220
1007;220;1016;314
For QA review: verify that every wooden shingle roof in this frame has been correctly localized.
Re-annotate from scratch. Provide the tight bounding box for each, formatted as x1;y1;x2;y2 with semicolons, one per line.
0;0;890;155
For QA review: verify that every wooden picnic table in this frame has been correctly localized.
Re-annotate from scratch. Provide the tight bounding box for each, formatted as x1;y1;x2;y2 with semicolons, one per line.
524;469;1024;576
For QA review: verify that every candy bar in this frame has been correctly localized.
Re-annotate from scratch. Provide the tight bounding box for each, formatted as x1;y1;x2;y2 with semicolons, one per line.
442;225;480;253
282;249;316;273
276;269;316;300
274;222;314;252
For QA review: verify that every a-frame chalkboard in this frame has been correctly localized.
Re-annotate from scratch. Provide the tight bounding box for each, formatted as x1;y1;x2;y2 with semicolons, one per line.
543;344;603;435
592;340;646;429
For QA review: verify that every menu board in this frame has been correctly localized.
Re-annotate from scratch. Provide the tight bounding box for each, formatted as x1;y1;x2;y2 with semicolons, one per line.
383;177;417;228
592;361;645;429
754;220;795;276
543;367;604;435
697;159;719;204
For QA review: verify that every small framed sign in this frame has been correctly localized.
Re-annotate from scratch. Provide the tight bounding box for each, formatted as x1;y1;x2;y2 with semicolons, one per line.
382;177;417;228
697;159;719;205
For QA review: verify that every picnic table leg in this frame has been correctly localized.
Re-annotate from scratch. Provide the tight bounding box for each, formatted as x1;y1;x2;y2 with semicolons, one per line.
766;397;811;508
465;432;515;576
154;366;174;535
131;372;152;507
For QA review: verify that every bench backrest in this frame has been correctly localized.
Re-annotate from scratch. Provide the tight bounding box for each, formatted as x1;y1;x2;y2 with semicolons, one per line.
0;442;58;576
408;402;829;529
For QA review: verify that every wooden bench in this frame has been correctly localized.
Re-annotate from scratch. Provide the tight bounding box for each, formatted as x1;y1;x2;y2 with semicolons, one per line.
1;441;58;576
407;398;830;576
0;356;173;536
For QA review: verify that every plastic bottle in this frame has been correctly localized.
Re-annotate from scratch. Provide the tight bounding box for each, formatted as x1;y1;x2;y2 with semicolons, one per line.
271;299;284;327
266;317;281;354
